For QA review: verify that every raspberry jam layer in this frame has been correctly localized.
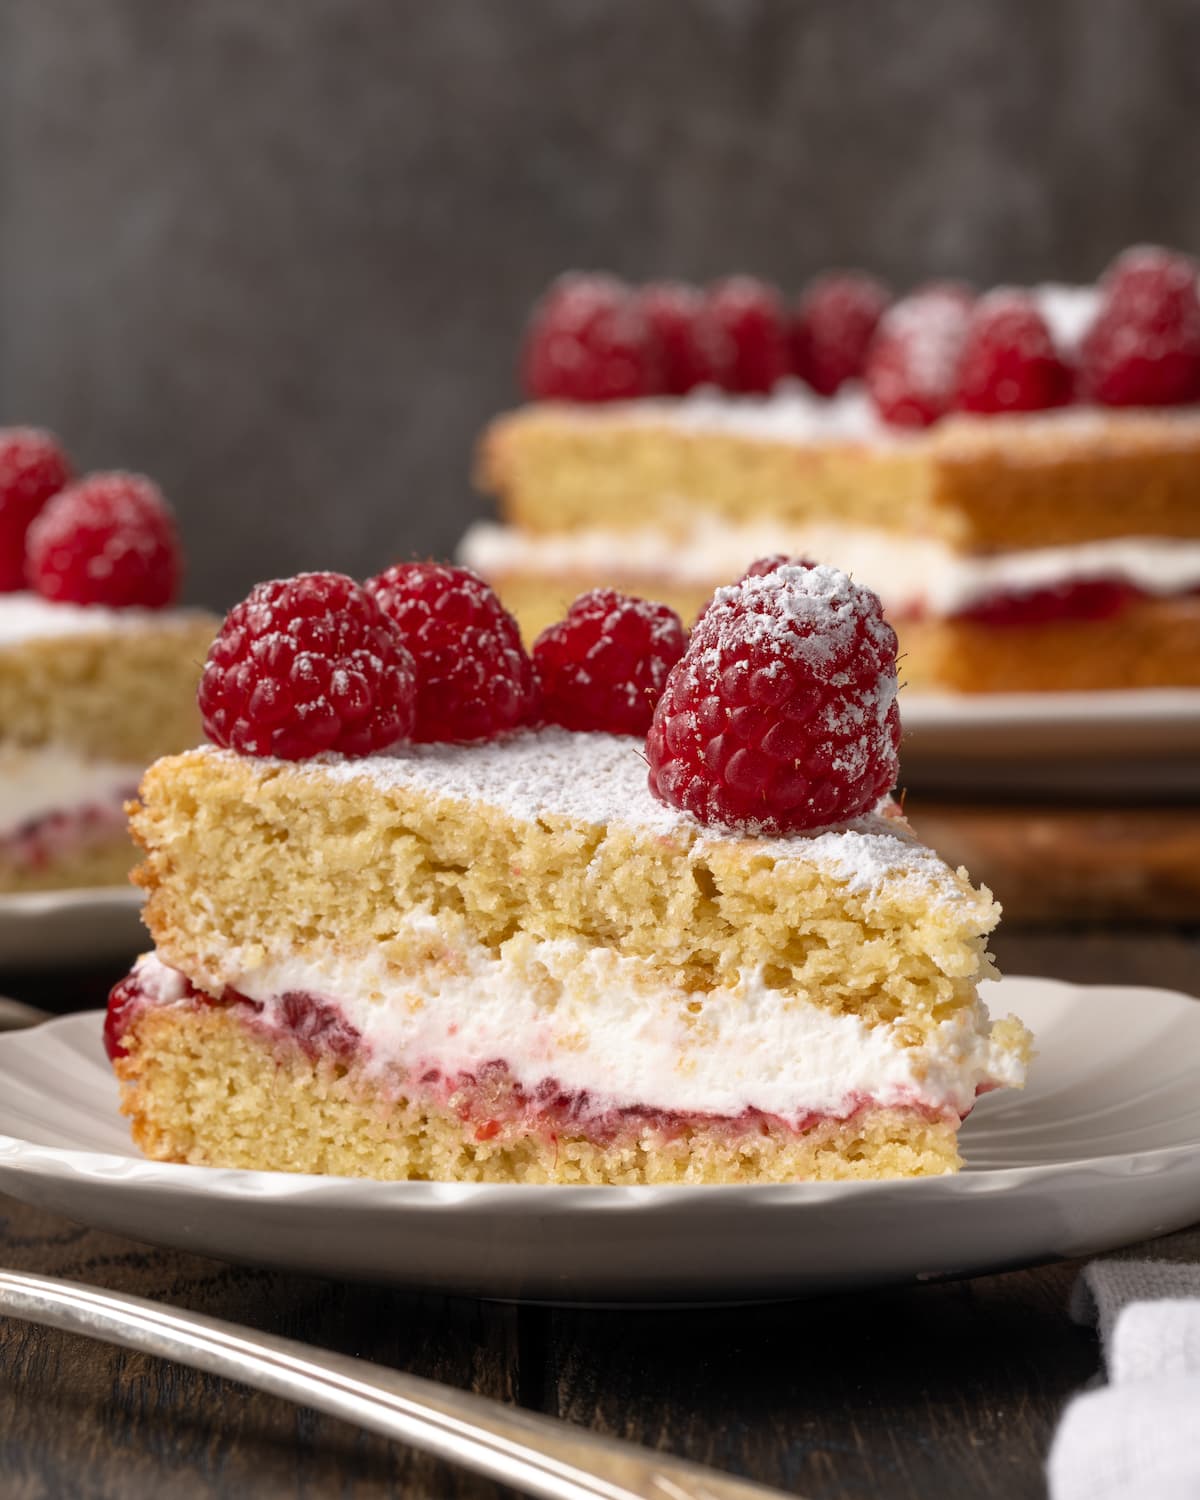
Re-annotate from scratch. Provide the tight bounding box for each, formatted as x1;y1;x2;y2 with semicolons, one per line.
1;799;131;872
105;961;966;1146
947;576;1145;628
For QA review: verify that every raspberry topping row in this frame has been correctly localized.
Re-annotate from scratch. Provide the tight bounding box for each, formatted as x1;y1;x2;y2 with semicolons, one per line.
523;271;886;403
199;566;691;759
0;428;183;607
200;558;899;838
520;244;1200;424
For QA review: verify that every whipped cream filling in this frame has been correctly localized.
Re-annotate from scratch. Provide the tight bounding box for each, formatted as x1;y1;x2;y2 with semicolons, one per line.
0;592;206;648
137;923;1024;1125
0;744;142;838
460;519;1200;618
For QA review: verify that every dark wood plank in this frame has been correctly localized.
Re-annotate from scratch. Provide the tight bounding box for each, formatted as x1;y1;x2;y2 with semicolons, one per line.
0;1197;520;1499
909;804;1200;924
538;1262;1098;1500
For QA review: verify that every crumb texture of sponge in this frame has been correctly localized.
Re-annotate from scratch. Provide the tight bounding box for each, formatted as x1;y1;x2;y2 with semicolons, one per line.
478;403;1200;550
0;615;217;761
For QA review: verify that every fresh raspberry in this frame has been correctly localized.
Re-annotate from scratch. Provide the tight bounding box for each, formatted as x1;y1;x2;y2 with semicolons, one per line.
366;562;536;742
954;290;1073;414
1079;245;1200;407
864;284;973;427
521;273;664;402
199;572;417;759
646;562;900;834
790;272;890;395
637;282;726;394
532;589;687;736
0;429;72;592
704;276;790;393
25;472;181;608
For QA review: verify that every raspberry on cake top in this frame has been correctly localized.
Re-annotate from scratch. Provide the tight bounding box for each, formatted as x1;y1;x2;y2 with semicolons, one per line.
109;560;1030;1185
0;432;216;892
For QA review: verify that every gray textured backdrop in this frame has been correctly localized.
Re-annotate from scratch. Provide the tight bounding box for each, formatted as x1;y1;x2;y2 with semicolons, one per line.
2;0;1198;608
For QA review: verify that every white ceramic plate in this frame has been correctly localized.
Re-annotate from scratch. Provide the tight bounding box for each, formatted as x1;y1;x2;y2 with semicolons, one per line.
0;976;1196;1304
0;887;145;969
900;688;1200;794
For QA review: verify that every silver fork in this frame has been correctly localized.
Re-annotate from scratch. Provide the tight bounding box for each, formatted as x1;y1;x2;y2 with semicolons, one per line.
0;1270;794;1500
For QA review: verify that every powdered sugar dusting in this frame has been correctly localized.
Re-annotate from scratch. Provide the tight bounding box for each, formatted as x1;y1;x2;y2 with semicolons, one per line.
695;563;899;738
886;295;967;394
1031;283;1099;352
0;591;207;647
704;562;890;666
631;380;889;443
196;727;968;907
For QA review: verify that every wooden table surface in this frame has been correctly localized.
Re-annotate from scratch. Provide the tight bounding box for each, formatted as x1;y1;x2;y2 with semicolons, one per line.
1;928;1197;1500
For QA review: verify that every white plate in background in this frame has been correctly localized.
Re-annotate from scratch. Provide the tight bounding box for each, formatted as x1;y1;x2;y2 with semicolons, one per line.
901;688;1200;793
902;687;1200;758
0;887;145;969
0;977;1197;1304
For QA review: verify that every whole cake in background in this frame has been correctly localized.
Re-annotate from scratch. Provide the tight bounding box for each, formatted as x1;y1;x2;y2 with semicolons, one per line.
464;246;1200;693
0;429;216;892
107;560;1030;1185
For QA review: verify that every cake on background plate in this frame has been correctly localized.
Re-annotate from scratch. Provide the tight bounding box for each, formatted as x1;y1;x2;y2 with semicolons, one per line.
0;429;216;892
464;247;1200;692
107;561;1029;1184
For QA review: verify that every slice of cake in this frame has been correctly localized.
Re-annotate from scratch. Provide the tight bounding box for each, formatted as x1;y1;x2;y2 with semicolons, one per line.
463;252;1200;691
106;563;1030;1184
0;433;216;892
0;595;217;892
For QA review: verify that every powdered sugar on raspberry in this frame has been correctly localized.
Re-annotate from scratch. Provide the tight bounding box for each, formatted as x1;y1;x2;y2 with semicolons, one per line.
695;563;899;734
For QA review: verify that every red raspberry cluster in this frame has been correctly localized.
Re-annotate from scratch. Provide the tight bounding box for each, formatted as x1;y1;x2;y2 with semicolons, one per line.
0;428;183;608
646;560;901;834
200;567;694;760
521;271;888;402
200;558;899;839
200;565;537;760
522;244;1200;428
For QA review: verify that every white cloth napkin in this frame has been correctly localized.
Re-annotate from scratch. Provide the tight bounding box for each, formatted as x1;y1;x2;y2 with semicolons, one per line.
1048;1261;1200;1500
